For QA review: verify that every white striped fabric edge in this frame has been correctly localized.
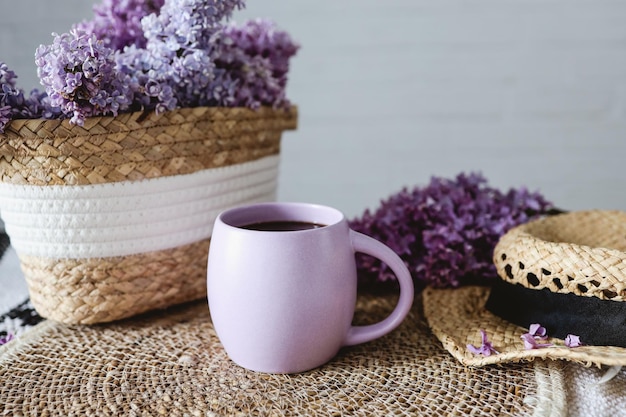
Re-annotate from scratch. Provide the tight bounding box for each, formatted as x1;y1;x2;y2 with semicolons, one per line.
0;155;280;259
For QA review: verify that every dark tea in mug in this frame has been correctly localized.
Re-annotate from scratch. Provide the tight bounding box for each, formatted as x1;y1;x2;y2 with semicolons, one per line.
240;221;326;232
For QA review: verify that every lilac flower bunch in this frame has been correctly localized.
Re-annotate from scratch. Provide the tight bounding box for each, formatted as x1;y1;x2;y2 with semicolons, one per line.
0;62;39;132
73;0;165;50
210;19;300;109
3;0;298;129
123;0;246;110
35;29;133;125
114;46;178;113
110;0;297;112
0;62;59;132
0;63;23;132
142;0;244;52
24;89;63;121
349;172;556;289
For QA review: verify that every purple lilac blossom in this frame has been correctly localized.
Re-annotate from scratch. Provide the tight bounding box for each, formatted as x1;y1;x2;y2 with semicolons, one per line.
114;0;245;111
0;62;59;132
24;89;63;120
74;0;165;50
210;19;299;108
521;333;553;350
0;62;28;132
141;0;244;109
522;324;582;350
114;45;178;113
30;0;298;121
467;329;499;356
0;63;25;109
0;333;14;345
115;0;297;111
564;334;582;348
35;29;133;125
528;323;548;339
0;106;10;132
143;0;244;51
348;172;555;289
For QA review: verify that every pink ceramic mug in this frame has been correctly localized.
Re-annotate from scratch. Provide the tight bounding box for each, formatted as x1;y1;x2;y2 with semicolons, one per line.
207;202;414;373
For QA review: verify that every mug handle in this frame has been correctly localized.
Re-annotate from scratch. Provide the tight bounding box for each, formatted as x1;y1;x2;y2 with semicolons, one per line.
343;230;415;346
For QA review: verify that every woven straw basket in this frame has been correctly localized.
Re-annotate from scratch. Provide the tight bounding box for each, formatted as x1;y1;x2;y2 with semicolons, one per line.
0;106;297;324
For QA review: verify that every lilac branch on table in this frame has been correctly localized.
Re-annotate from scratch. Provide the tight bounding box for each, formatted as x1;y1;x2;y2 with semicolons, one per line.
349;173;556;289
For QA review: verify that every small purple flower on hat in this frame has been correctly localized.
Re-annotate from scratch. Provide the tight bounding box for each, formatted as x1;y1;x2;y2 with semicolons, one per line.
521;323;583;350
521;323;553;349
564;334;582;348
528;323;548;339
467;329;499;356
0;333;14;345
521;333;553;350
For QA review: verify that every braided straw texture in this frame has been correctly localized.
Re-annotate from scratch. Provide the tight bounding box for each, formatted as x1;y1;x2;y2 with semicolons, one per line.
423;286;626;367
0;106;298;185
493;210;626;301
0;293;547;416
0;106;297;324
18;238;210;325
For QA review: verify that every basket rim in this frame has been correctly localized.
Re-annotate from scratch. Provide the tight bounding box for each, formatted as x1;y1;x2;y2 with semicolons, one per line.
0;105;297;186
0;105;298;141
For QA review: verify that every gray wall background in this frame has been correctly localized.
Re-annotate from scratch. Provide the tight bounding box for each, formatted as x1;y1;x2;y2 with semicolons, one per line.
2;0;625;219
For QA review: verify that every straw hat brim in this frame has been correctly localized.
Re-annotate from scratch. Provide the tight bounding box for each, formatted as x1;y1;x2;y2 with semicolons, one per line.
492;210;626;301
423;285;626;367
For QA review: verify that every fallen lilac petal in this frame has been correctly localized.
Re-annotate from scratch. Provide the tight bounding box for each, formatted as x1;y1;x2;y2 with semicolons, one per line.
528;323;547;339
521;334;536;350
0;333;14;345
521;333;553;350
565;334;582;348
467;330;499;356
467;343;488;356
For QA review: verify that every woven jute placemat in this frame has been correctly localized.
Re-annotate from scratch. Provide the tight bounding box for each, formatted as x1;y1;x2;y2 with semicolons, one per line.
0;292;559;416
